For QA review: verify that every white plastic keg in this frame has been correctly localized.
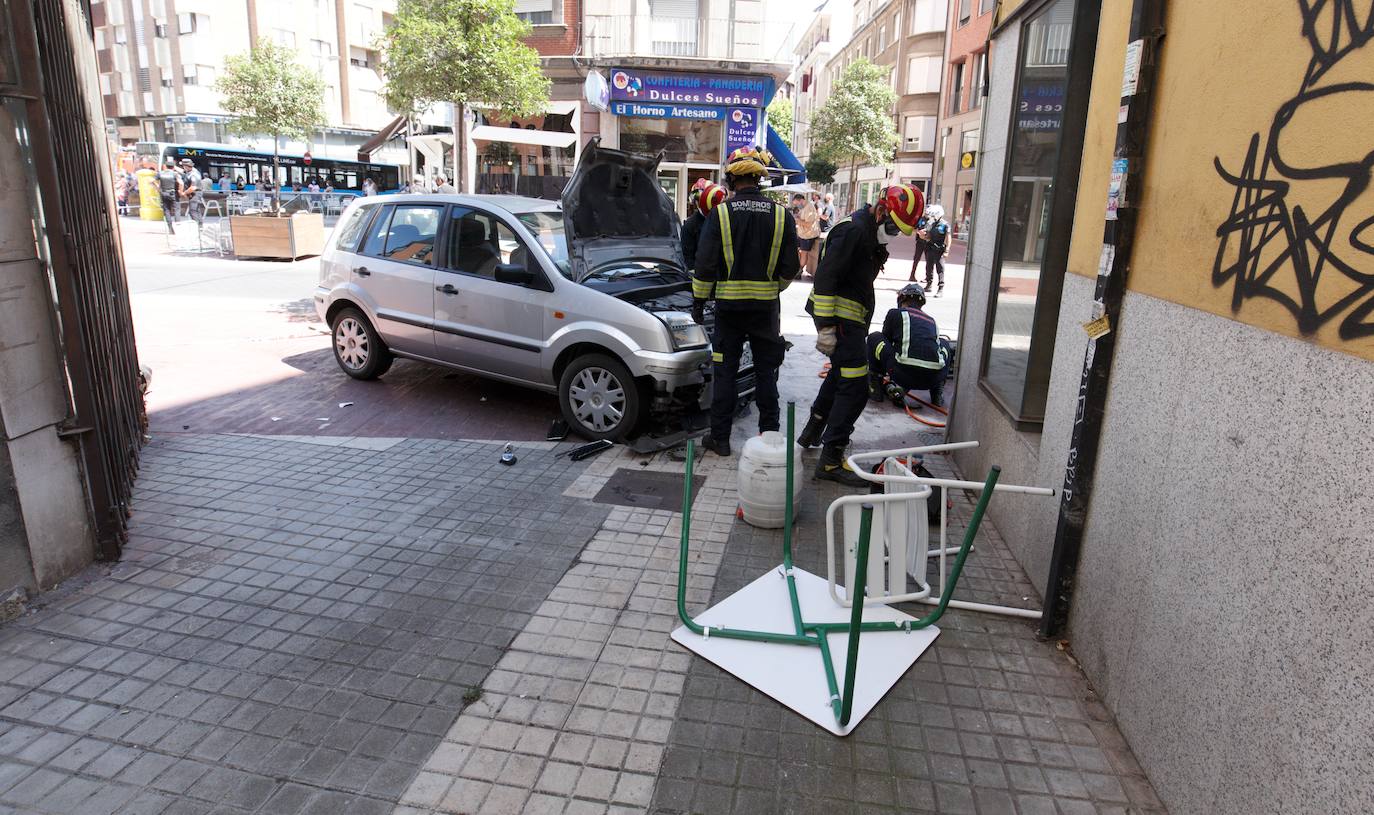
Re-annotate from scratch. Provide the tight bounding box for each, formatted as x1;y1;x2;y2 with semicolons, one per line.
737;431;804;528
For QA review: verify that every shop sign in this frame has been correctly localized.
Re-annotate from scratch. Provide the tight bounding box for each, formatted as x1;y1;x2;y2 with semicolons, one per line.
584;71;610;111
610;101;727;121
610;67;770;108
960;151;977;169
725;106;761;156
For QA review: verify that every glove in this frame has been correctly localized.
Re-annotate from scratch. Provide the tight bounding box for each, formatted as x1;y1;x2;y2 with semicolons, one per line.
816;326;838;356
691;303;706;325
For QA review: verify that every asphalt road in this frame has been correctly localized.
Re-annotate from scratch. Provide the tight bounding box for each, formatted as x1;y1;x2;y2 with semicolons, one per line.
122;214;964;448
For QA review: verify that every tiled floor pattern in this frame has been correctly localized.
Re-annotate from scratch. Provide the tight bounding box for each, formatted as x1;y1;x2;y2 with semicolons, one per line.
0;435;606;815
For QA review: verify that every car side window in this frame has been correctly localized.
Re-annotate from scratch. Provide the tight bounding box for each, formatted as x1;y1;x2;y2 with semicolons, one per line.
445;208;535;282
382;205;441;266
334;204;375;253
360;205;394;257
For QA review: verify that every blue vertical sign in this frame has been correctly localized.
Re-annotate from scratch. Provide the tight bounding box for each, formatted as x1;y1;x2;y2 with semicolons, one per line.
725;107;761;156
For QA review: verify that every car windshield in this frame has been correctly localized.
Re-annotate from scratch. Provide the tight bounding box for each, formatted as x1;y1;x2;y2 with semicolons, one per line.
515;211;572;279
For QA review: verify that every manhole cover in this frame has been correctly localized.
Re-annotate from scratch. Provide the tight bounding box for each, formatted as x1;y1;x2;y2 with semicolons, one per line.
593;469;705;511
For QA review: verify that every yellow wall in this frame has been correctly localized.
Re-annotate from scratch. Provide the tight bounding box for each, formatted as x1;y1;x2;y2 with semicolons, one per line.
1077;1;1374;361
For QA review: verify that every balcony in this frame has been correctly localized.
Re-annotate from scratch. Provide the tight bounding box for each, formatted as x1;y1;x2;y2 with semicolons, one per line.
585;15;764;61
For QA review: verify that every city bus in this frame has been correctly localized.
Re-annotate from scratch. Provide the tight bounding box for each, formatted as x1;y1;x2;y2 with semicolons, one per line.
134;142;402;194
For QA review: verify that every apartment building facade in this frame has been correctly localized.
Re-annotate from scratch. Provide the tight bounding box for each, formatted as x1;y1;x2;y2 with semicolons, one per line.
933;0;994;239
822;0;947;209
790;0;854;167
91;0;400;161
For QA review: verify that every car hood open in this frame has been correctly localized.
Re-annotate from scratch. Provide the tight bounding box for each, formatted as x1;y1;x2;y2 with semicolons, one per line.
561;138;685;282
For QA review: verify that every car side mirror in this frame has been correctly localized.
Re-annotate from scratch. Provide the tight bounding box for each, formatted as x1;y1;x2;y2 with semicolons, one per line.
495;262;535;286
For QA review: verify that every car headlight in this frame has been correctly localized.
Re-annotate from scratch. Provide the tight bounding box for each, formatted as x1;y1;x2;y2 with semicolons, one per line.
659;312;708;350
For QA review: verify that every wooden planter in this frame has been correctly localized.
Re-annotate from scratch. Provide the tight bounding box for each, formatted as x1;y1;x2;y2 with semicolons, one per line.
229;212;324;260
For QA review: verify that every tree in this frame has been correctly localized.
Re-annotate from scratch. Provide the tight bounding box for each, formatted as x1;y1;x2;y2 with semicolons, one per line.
810;59;898;211
215;40;326;210
378;0;550;192
766;95;793;147
804;156;837;185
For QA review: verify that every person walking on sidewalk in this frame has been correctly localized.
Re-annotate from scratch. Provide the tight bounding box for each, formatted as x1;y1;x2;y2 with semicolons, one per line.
799;184;924;486
910;203;949;296
156;159;182;234
867;284;953;408
792;193;821;278
692;147;800;457
682;178;726;273
178;158;204;226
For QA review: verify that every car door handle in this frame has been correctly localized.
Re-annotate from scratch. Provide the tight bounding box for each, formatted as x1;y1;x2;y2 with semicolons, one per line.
354;266;371;277
435;284;459;295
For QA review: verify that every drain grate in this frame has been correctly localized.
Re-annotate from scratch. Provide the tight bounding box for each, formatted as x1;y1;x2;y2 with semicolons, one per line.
593;468;706;511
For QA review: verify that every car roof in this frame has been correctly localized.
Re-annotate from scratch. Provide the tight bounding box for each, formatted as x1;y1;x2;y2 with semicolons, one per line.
368;192;561;214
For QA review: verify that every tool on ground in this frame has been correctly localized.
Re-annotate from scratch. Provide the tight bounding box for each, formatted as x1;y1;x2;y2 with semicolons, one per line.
673;401;1003;733
500;443;518;466
562;439;614;461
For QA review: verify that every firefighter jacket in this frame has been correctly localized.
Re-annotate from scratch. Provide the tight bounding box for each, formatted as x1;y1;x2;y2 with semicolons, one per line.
692;187;800;312
806;206;889;328
881;306;947;370
681;210;706;271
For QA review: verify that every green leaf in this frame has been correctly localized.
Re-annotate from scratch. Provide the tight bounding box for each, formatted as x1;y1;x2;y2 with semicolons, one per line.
214;39;327;143
377;0;551;119
810;58;899;169
766;95;793;148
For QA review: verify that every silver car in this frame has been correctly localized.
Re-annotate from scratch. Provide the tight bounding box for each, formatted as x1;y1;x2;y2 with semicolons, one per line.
313;140;753;443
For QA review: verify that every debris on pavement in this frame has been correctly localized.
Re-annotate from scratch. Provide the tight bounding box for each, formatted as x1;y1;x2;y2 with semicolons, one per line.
338;401;354;408
500;443;518;466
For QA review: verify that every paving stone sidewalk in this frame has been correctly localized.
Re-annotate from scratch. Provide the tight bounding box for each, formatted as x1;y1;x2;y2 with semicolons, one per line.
0;434;606;815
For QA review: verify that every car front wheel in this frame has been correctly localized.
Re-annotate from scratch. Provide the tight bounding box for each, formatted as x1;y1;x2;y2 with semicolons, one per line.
558;354;641;441
331;307;394;380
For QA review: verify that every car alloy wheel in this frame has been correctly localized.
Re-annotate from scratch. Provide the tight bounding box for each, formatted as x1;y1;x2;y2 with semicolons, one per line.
335;316;370;371
568;366;627;434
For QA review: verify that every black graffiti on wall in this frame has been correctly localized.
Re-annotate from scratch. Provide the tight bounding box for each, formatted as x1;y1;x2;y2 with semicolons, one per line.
1212;0;1374;340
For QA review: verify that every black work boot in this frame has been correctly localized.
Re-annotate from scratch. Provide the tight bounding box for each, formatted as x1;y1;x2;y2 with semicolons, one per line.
701;435;732;457
815;445;869;488
796;413;826;448
928;386;944;408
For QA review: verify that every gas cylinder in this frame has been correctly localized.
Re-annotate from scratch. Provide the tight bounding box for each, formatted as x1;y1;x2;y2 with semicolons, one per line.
737;431;804;528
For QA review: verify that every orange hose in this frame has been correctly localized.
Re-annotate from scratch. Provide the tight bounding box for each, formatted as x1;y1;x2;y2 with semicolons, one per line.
816;363;948;428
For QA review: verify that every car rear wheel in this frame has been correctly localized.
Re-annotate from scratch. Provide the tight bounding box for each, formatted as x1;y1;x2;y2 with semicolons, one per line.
558;354;640;441
331;307;393;380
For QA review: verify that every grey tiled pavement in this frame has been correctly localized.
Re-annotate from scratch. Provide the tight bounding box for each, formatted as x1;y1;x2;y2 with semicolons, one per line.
0;434;606;815
650;452;1167;815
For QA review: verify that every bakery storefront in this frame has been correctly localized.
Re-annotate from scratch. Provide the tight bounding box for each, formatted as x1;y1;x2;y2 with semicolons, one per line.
602;67;800;216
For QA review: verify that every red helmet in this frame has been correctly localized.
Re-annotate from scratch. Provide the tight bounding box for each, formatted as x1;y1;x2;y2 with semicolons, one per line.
693;182;728;215
880;184;925;235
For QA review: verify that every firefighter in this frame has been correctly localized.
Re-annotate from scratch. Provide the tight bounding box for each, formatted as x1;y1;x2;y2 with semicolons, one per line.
868;283;953;408
682;178;727;272
798;184;924;486
692;147;800;456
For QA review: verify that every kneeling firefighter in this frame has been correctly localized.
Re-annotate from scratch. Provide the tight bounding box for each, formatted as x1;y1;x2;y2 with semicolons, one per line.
799;184;924;486
867;284;953;407
692;147;800;456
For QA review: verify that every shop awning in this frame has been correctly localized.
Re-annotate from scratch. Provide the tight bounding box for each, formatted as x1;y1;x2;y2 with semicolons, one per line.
766;125;806;184
357;114;409;162
469;126;577;149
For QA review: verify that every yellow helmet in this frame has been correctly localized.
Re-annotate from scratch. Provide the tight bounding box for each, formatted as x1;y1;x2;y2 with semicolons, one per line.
724;146;773;180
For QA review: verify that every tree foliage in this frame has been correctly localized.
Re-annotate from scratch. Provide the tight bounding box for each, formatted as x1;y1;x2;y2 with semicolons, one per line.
216;40;326;145
810;59;898;208
766;95;793;147
378;0;550;119
804;156;837;185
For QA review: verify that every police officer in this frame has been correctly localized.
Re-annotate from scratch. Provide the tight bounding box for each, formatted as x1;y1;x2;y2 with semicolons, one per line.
798;184;924;486
178;158;205;225
868;283;953;408
156;159;182;235
682;178;726;272
692;147;800;456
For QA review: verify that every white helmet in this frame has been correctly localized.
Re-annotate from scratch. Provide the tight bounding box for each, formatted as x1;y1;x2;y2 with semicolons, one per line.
925;204;945;221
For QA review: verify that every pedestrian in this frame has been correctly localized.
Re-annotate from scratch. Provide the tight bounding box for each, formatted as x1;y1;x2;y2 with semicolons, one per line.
910;203;949;296
362;176;377;196
791;193;821;278
177;158;204;224
324;180;335;193
681;178;726;273
436;175;455;194
692;147;800;456
820;192;837;233
410;174;428;194
867;284;953;408
156;159;181;234
308;178;321;193
114;171;130;216
798;184;924;486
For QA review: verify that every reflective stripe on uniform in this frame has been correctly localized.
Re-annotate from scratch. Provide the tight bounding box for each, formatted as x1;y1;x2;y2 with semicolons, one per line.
839;364;868;379
711;351;724;363
807;292;868;323
715;280;783;301
873;340;886;362
766;205;784;279
718;204;735;276
691;277;715;299
895;311;946;370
